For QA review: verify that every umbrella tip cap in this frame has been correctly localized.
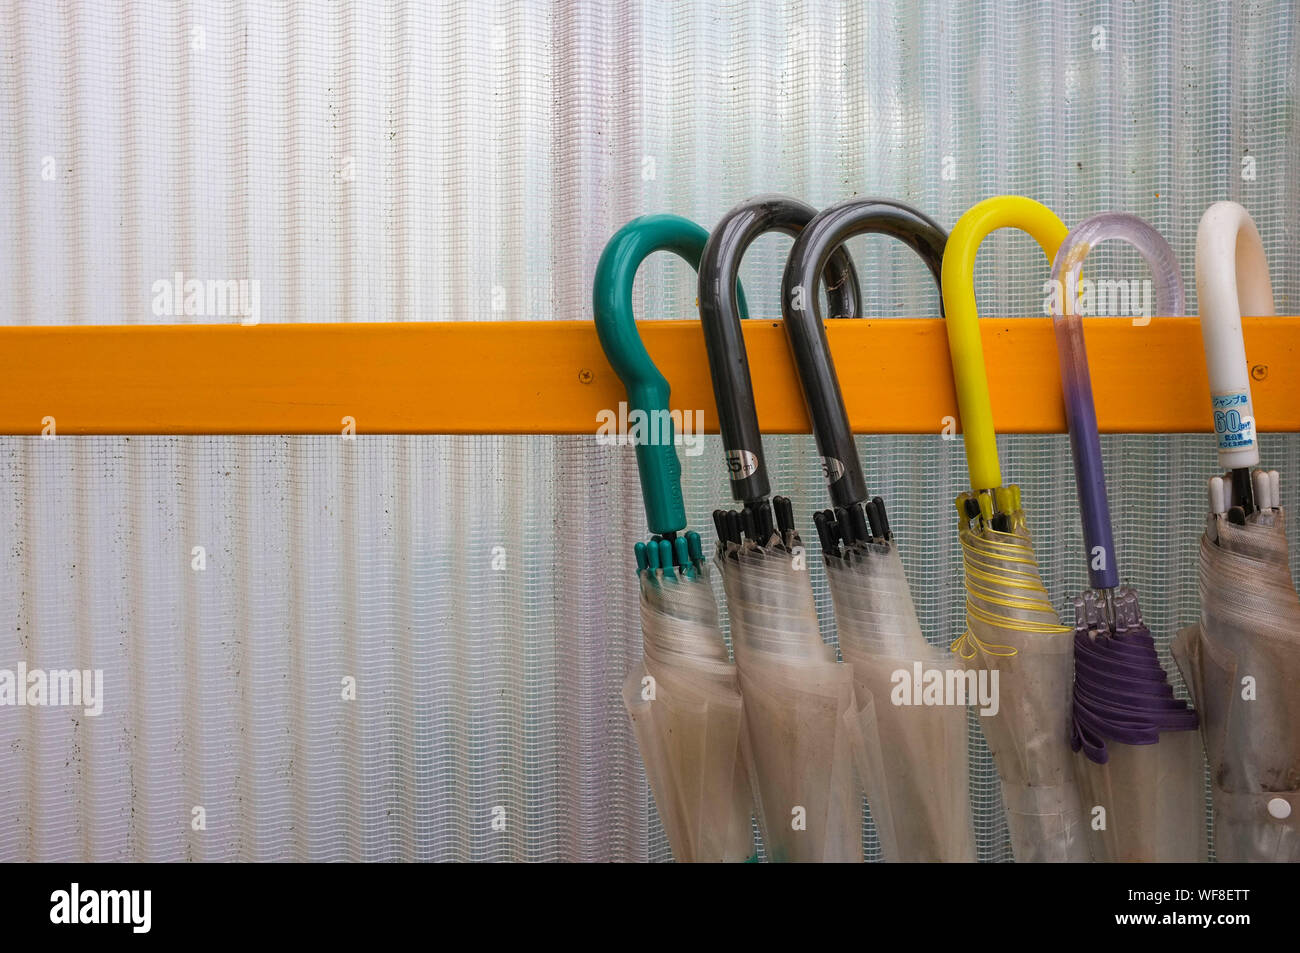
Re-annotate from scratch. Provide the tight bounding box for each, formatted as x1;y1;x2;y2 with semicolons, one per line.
686;530;703;563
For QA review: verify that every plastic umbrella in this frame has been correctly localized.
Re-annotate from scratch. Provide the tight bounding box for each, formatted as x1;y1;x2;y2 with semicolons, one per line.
940;195;1089;862
1048;212;1205;863
594;214;755;862
1172;201;1300;862
699;194;898;862
781;197;976;862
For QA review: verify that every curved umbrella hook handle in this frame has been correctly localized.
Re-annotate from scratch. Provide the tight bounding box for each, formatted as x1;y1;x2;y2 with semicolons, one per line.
1194;201;1274;473
1049;212;1186;590
781;197;947;516
698;194;861;508
593;213;748;537
940;196;1069;494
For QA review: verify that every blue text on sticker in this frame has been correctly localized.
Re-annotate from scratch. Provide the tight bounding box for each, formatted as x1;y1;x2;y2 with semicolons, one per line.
1211;391;1255;450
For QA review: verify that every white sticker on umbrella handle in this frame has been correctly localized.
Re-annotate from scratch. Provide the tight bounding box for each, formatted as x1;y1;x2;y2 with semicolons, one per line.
725;448;758;479
820;456;845;483
1211;391;1255;451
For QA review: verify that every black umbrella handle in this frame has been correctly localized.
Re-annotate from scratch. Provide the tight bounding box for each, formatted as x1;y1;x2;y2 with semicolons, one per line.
781;198;947;510
698;195;861;505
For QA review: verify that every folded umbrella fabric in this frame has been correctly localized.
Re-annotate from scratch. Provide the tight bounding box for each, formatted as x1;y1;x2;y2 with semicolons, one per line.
626;562;754;862
717;533;897;862
1175;506;1300;861
952;499;1088;862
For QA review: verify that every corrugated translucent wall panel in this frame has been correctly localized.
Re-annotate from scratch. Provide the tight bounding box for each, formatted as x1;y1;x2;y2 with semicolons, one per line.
0;1;1297;861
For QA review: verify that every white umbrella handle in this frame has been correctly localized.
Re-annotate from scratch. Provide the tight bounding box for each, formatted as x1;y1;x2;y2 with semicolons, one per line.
1194;201;1275;470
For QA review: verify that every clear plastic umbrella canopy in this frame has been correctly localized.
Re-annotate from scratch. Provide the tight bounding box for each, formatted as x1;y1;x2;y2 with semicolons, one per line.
1049;212;1205;863
1172;201;1300;863
699;195;897;862
940;196;1090;863
594;214;755;862
780;197;975;862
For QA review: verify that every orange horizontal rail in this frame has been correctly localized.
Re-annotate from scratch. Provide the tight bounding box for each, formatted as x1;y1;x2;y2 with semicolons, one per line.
0;317;1294;435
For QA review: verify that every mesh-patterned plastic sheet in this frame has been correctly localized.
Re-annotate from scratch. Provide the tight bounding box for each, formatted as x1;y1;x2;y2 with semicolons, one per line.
1;1;1297;861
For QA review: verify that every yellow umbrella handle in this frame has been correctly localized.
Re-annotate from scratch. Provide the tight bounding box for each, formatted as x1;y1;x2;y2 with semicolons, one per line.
940;196;1069;491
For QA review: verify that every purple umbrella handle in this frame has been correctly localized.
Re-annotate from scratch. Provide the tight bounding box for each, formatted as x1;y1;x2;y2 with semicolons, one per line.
1049;213;1185;590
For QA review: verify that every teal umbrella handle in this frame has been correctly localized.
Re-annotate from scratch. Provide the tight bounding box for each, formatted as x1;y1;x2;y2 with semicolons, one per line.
593;214;747;536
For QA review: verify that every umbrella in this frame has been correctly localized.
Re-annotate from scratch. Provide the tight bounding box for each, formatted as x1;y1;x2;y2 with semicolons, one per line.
699;195;899;862
780;197;976;862
1172;201;1300;862
940;195;1090;862
1048;212;1205;863
593;213;755;862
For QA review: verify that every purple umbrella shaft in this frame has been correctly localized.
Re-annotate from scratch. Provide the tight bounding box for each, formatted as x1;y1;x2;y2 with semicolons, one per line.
1049;212;1186;590
1060;352;1118;590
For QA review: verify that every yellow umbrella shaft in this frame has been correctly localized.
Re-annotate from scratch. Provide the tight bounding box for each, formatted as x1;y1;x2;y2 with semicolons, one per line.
941;196;1069;491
